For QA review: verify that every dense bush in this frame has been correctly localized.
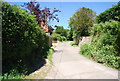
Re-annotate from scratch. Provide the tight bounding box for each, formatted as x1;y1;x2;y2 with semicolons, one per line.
96;2;120;23
51;33;67;42
2;2;50;78
80;21;120;69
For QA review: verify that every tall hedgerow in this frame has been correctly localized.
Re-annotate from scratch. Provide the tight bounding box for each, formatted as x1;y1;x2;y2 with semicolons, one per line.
2;2;49;77
81;2;120;69
80;21;120;69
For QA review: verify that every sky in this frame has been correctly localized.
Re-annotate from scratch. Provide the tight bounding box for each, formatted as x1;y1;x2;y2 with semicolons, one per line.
7;2;118;29
4;0;120;2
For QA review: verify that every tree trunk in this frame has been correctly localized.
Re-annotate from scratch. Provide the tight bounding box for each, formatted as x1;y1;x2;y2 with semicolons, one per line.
74;37;79;45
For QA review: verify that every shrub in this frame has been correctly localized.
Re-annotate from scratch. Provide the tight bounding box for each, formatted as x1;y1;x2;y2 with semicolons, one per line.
2;2;49;78
51;33;67;42
80;21;120;69
80;44;90;56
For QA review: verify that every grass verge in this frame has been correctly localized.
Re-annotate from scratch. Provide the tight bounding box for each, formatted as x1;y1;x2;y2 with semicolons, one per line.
47;48;54;64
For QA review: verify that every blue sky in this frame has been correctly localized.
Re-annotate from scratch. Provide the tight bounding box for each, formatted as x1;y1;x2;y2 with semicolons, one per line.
8;2;118;29
4;0;119;2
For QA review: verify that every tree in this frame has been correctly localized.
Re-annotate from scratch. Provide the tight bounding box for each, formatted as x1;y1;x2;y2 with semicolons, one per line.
55;26;64;34
55;26;68;38
22;0;60;25
66;29;73;41
69;7;96;44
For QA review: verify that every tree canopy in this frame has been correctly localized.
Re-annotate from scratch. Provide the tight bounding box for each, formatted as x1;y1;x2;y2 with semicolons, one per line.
96;2;120;23
69;7;96;40
22;0;60;25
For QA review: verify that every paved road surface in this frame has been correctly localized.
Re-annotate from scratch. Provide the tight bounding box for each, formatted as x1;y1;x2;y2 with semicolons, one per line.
45;42;118;79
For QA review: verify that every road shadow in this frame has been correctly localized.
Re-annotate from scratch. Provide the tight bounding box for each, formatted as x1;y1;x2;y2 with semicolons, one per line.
2;58;46;76
26;59;46;75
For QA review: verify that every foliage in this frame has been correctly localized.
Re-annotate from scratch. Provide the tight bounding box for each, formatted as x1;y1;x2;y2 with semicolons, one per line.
67;29;73;41
69;7;96;44
47;48;54;64
80;44;91;57
80;21;120;69
96;2;120;23
2;2;50;79
51;33;67;42
22;0;60;24
1;69;24;79
53;26;72;41
70;42;78;47
55;26;68;38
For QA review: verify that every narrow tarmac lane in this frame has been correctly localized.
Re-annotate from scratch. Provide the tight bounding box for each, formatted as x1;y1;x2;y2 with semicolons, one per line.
45;41;118;79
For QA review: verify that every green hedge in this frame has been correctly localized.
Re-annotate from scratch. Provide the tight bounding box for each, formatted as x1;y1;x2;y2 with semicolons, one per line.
2;2;50;78
80;21;120;69
96;2;120;23
51;33;67;42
